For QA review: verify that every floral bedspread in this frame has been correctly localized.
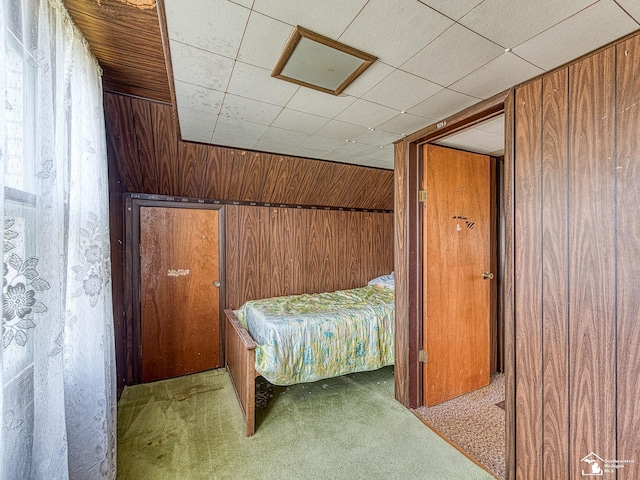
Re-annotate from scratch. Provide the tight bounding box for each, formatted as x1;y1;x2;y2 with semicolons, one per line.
234;286;394;386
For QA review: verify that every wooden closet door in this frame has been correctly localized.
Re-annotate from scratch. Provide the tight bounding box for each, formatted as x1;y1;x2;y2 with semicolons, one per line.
140;207;221;383
423;144;492;406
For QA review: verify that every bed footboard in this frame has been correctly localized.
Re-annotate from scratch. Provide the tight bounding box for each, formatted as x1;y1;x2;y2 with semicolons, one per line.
224;309;257;437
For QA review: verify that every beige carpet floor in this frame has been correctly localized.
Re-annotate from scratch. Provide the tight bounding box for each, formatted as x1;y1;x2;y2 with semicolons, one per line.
414;373;505;479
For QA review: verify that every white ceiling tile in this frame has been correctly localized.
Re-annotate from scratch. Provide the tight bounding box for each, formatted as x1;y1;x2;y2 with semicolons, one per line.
259;126;310;146
342;61;395;97
237;12;292;70
213;116;268;139
298;135;345;152
449;52;543;99
401;24;504;87
286;88;357;119
252;139;295;156
170;41;235;91
376;113;431;135
616;0;640;23
211;132;257;151
353;129;402;147
513;0;639;70
177;106;216;143
335;99;398;128
363;70;442;110
418;0;485;20
408;88;479;120
332;141;379;157
271;109;330;134
338;0;454;67
230;0;253;8
364;146;395;163
219;94;283;124
458;0;596;48
164;0;249;58
321;149;371;165
288;146;333;160
315;120;369;140
475;115;505;136
174;81;225;115
251;0;368;39
227;61;299;106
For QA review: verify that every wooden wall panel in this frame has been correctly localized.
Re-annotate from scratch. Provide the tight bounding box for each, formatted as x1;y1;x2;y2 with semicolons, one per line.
238;207;261;304
103;94;144;193
151;102;179;196
510;36;639;478
616;34;640;478
568;47;617;470
541;69;570;478
178;142;207;198
103;92;394;210
130;97;158;194
514;79;544;480
224;205;241;310
293;209;309;296
347;211;363;289
203;148;235;200
223;206;394;309
393;140;410;406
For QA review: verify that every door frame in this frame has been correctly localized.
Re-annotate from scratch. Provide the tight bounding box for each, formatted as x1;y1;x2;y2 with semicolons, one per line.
393;89;515;479
124;196;226;385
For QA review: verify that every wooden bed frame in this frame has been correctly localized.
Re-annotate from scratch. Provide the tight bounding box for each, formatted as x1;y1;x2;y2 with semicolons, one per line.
224;309;259;436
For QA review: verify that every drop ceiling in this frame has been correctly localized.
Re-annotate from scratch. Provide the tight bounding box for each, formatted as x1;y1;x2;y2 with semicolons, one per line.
163;0;640;170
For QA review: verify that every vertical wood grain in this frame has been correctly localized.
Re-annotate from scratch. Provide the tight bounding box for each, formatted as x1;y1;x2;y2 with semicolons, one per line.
151;101;179;196
203;148;235;200
225;205;241;309
129;97;158;193
237;153;274;202
293;209;308;295
177;142;208;198
503;90;516;480
104;93;394;210
306;209;324;294
514;78;544;479
541;69;570;478
238;206;261;303
222;206;393;307
616;34;640;479
258;207;272;299
103;94;144;192
394;140;409;406
568;47;616;470
347;211;363;289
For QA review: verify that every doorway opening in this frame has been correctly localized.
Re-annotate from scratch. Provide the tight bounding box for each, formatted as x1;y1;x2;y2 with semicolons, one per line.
414;114;506;479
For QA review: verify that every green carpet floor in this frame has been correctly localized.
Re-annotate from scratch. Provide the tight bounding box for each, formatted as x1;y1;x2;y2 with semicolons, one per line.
117;367;495;480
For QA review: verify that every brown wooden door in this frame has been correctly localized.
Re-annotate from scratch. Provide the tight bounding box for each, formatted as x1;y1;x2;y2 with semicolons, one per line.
423;144;492;406
140;206;221;383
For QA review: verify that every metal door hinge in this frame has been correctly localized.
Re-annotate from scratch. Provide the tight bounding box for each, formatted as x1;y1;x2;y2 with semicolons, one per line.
419;350;427;363
419;190;427;202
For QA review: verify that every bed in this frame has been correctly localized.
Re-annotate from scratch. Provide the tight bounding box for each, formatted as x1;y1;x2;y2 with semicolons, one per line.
224;273;394;436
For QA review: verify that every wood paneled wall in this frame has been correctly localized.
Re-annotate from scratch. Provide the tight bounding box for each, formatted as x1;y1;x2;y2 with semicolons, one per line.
103;93;394;211
224;205;393;309
513;34;640;478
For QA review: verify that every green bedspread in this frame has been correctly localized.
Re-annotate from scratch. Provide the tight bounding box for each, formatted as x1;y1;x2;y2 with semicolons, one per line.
234;286;394;386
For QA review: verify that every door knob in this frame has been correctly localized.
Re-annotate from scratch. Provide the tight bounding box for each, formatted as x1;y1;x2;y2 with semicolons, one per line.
482;272;494;280
213;280;221;288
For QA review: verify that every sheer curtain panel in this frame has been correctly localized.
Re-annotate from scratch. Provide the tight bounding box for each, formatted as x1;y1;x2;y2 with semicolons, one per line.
1;0;116;478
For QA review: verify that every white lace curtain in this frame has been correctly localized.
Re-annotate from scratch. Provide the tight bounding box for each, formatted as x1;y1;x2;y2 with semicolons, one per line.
1;0;116;478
